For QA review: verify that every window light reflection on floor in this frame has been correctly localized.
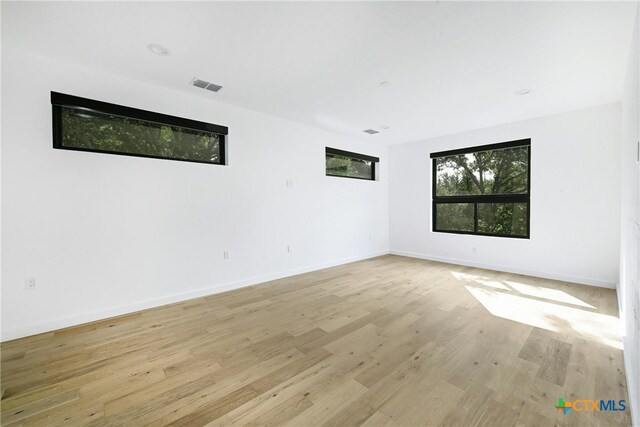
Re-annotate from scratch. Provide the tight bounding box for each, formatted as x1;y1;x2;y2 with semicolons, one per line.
465;285;622;349
451;271;510;290
452;271;596;309
504;280;596;309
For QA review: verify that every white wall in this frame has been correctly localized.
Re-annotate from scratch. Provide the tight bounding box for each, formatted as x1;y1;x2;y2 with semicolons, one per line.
389;103;622;288
0;47;389;341
619;5;640;426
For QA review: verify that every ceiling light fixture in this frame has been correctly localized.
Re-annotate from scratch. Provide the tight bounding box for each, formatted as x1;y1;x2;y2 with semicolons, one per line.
515;89;531;95
363;129;380;135
379;81;391;87
147;43;170;56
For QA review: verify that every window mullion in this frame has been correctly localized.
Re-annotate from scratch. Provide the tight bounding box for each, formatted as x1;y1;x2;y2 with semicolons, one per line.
474;203;478;233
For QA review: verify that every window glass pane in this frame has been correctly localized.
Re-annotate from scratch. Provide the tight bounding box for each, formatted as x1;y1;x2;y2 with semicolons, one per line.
326;154;373;179
60;107;222;163
435;203;474;232
435;146;528;196
477;203;528;237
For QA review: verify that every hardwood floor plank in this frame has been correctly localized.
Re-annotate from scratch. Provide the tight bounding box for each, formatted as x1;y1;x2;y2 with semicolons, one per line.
244;393;313;427
472;398;520;427
322;375;402;427
537;338;572;386
379;378;464;426
282;378;367;426
164;384;260;426
1;389;79;425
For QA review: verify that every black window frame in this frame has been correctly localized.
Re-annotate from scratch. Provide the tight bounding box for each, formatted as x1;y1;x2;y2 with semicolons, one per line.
325;147;379;181
51;92;228;165
430;138;531;239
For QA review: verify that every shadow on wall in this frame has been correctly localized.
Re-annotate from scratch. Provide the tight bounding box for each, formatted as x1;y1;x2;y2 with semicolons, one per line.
453;271;622;349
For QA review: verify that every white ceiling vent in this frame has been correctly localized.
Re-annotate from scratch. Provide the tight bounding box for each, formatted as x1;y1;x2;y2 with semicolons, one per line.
363;129;379;135
191;78;223;93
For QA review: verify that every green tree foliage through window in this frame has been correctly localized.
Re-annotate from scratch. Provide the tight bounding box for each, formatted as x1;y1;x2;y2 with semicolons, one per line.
326;154;373;179
325;148;378;180
60;108;221;163
432;141;530;238
436;203;475;232
435;147;528;196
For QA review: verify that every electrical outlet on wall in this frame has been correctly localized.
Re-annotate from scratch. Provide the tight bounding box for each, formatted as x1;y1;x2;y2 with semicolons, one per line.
472;247;477;254
287;244;292;253
24;277;36;291
223;250;229;260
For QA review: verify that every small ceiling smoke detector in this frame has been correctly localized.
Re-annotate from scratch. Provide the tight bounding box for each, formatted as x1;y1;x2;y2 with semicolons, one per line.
379;81;391;87
191;78;223;93
363;129;380;135
515;89;531;95
147;43;170;56
379;125;390;130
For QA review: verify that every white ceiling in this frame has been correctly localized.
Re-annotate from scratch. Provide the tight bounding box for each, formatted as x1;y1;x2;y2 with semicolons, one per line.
2;1;637;145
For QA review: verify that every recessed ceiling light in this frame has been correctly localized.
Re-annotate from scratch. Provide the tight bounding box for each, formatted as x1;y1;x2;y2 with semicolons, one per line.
363;129;380;135
147;43;170;56
379;125;390;130
515;89;531;95
379;81;391;87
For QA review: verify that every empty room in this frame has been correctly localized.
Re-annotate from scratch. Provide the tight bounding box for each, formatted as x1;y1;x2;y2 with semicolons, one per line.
1;1;639;426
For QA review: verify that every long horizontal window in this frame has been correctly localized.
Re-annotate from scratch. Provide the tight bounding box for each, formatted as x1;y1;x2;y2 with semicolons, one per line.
431;139;530;238
52;92;228;165
326;147;379;181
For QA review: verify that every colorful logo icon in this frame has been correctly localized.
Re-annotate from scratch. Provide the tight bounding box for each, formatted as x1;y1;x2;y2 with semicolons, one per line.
555;397;572;415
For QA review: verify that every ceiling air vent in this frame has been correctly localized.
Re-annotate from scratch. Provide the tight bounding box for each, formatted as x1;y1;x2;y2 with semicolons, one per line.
191;78;223;93
363;129;379;135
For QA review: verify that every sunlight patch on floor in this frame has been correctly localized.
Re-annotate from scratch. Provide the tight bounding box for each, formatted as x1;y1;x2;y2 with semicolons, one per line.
450;271;596;309
465;285;622;349
450;271;510;290
504;280;596;309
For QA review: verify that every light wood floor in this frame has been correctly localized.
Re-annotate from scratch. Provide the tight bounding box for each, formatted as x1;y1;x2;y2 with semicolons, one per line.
0;255;631;426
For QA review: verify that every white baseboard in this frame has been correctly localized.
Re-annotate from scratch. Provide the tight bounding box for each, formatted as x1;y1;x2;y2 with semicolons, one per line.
1;250;389;342
389;250;616;289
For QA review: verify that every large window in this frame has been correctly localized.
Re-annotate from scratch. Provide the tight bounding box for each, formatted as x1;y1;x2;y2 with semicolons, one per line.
431;139;530;238
326;147;379;181
52;92;228;165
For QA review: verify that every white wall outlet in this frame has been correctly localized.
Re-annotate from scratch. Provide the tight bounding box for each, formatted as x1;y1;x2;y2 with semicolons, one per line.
286;178;293;188
223;250;229;260
25;277;36;291
472;247;477;254
287;244;292;253
369;234;373;241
